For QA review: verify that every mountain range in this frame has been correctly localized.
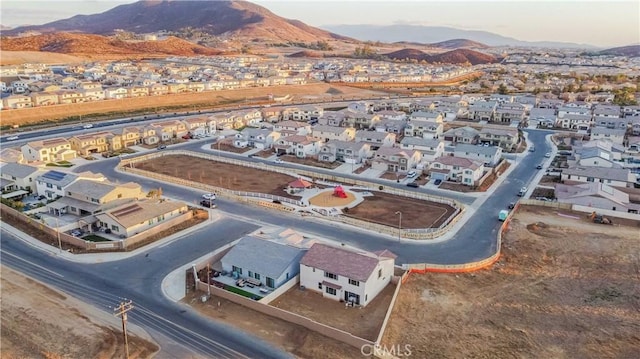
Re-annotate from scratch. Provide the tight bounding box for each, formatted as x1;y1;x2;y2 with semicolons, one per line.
384;48;497;65
322;24;599;49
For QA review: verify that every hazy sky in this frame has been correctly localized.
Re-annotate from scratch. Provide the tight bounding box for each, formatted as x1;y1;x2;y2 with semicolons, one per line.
1;0;638;47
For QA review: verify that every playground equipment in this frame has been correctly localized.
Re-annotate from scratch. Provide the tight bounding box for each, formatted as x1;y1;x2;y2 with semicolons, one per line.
589;212;613;225
333;186;348;198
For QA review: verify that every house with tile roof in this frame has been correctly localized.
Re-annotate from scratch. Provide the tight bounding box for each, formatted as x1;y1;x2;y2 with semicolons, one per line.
299;243;396;307
21;138;76;163
554;182;640;214
371;147;422;173
561;167;635;188
478;127;519;150
95;199;189;238
273;135;322;158
0;163;42;193
454;143;503;167
590;127;626;145
430;156;485;186
318;140;371;164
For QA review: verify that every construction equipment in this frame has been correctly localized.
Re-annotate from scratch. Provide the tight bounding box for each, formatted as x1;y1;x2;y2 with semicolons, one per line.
589;212;613;225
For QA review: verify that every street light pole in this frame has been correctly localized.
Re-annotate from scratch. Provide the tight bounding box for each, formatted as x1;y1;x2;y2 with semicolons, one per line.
55;217;62;252
395;211;402;241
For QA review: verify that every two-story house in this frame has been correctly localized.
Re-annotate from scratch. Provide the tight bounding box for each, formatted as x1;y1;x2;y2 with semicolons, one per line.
371;147;422;173
319;140;372;164
404;120;443;139
299;243;396;307
590;127;626;145
478;128;519;150
400;137;445;163
21;138;77;163
430;156;485;186
561;167;635;188
453;143;503;167
409;110;443;123
70;131;121;156
273;135;322;158
273;120;312;136
182;117;210;137
151;120;188;141
528;108;557;128
317;111;347;127
51;179;143;217
342;112;382;130
234;128;280;149
311;125;356;143
468;101;498;121
443;126;480;145
0;163;42;193
354;130;396;150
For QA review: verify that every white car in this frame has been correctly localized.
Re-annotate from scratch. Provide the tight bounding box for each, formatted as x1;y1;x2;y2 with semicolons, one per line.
202;193;216;200
273;158;284;164
83;124;94;129
406;170;417;178
7;135;19;141
544;152;552;158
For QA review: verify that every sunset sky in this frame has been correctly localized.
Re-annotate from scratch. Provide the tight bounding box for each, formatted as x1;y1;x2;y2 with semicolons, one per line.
1;0;638;47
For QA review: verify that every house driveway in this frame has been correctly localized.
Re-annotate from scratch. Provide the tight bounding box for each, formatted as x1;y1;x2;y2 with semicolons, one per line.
359;168;385;179
332;162;359;175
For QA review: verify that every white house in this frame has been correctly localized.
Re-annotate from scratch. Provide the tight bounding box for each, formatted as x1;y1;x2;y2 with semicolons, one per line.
590;127;626;145
561;167;635;188
400;137;445;163
430;156;485;186
318;140;371;164
234;128;280;149
299;243;396;307
311;125;356;142
453;143;503;167
404;120;443;139
354;130;396;149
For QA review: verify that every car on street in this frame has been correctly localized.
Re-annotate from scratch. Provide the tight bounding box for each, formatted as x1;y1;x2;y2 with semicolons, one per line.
508;202;516;209
273;158;284;164
529;146;535;152
7;135;19;141
200;199;217;208
544;152;552;158
434;179;442;186
518;187;527;197
406;170;417;178
157;145;167;150
202;193;216;200
83;124;94;129
536;164;543;170
406;182;419;188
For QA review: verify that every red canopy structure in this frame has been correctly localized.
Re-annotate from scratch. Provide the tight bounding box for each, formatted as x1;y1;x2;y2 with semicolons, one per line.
288;178;313;189
333;185;347;198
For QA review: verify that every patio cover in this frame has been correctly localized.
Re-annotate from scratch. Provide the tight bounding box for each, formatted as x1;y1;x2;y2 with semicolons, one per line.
288;178;312;189
1;190;28;199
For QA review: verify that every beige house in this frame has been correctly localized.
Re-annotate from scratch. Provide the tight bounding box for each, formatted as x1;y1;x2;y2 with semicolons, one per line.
478;128;519;150
311;125;356;142
56;90;84;104
141;126;161;145
21;138;76;163
430;156;485;186
371;147;422;173
3;95;32;109
95;199;189;238
105;87;129;99
273;135;322;158
151;120;188;141
52;179;144;217
70;131;122;156
30;92;60;106
148;84;169;96
128;86;149;97
404;120;443;139
273;120;312;136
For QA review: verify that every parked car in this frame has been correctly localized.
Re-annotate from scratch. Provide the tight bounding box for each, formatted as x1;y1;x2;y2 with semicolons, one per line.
518;187;527;197
157;145;167;150
508;202;516;209
7;135;19;141
200;199;217;208
544;152;552;158
434;179;442;186
406;182;419;188
202;193;216;200
406;170;417;178
529;146;535;152
536;164;543;170
83;124;94;129
273;158;284;164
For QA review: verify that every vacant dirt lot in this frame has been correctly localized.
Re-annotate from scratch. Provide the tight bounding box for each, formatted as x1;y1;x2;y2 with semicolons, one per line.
346;191;456;229
2;83;385;126
382;205;640;359
0;266;158;359
270;284;395;341
184;292;362;359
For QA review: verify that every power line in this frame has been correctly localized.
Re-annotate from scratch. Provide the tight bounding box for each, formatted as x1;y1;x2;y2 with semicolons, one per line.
114;300;134;359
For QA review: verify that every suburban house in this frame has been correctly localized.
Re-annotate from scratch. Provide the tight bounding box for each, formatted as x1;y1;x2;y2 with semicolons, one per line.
35;171;81;200
374;118;406;134
570;146;623;169
375;110;407;121
494;106;526;124
70;131;122;156
555;182;640;214
95;199;189;238
234;128;280;149
430;156;485;186
443;126;479;145
220;236;307;289
404;120;443;139
286;105;324;121
30;92;60;107
478;128;519;150
182;117;211;137
342;111;382;130
311;125;356;143
593;116;629;130
273;135;322;158
140;126;161;145
48;179;143;217
561;167;635;188
273;120;312;136
409;110;443;123
528;108;557;128
151;120;188;141
317;111;347;127
453;143;503;167
400;137;445;163
354;130;396;149
318;140;371;164
3;95;33;109
590;127;626;145
558;114;593;130
468;101;498;121
371;147;422;173
21;138;77;163
0;163;42;193
299;243;396;307
593;105;621;118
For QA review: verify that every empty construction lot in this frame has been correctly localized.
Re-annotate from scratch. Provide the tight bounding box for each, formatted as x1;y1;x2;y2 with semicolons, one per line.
136;154;456;228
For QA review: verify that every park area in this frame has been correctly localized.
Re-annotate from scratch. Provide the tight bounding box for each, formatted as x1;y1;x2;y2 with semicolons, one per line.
135;154;457;228
382;205;640;359
0;266;158;359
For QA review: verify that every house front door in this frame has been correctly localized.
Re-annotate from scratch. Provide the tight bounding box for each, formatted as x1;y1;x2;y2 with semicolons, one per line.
344;291;360;305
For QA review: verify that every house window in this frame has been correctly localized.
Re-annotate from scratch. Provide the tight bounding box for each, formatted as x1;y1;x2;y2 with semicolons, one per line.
91;198;100;203
266;277;275;288
248;271;253;277
324;271;338;280
111;225;119;232
325;287;337;296
68;192;72;196
46;183;53;188
587;177;594;182
378;269;382;278
148;219;153;225
232;266;242;275
349;279;360;287
255;273;260;280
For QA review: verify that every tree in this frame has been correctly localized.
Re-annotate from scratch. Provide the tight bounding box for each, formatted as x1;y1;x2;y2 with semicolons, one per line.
498;83;509;95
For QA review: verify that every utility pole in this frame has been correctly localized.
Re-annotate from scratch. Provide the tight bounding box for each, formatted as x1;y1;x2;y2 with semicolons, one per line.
55;217;62;252
114;300;134;359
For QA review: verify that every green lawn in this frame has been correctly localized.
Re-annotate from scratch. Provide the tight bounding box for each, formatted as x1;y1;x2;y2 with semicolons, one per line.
82;234;111;242
225;285;263;300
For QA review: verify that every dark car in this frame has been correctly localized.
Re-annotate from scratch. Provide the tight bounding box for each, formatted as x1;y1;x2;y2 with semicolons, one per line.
536;164;543;170
434;179;442;186
406;182;419;188
157;145;167;150
200;199;217;208
508;202;516;209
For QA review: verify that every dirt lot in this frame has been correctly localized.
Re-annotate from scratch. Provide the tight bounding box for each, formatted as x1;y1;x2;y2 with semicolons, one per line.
382;205;640;359
137;154;457;228
281;154;343;169
184;292;362;359
2;83;385;126
346;191;456;229
0;266;158;359
270;285;395;341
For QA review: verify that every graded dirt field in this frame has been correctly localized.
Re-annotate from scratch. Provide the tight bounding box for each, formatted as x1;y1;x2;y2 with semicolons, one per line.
1;83;386;126
0;266;159;359
346;191;456;228
184;292;362;359
382;205;640;359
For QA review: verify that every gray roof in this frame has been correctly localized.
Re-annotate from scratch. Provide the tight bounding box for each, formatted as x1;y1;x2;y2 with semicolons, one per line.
312;124;349;134
300;243;394;282
323;139;367;151
1;163;40;179
591;127;626;136
222;236;306;280
400;137;442;148
529;108;556;120
66;179;117;199
355;130;392;140
37;171;78;187
564;167;632;182
454;143;500;156
443;126;479;137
